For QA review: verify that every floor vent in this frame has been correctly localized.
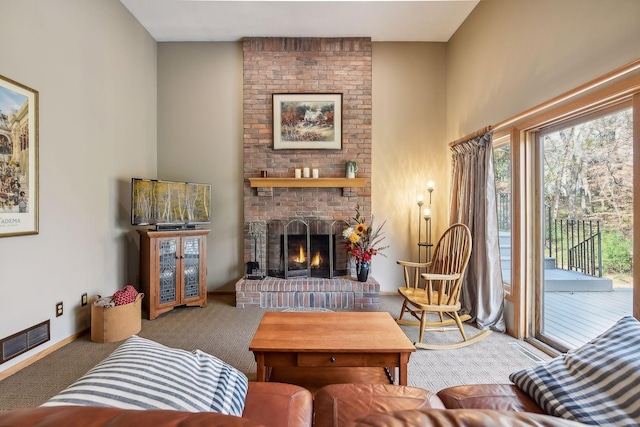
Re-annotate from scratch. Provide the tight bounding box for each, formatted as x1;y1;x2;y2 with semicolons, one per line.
1;320;50;364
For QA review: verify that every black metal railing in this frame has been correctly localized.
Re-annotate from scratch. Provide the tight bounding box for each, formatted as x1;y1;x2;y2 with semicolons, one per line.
545;204;603;277
497;192;511;231
496;195;604;277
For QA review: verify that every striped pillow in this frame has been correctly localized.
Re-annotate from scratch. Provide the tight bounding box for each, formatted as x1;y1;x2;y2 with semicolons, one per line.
510;316;640;426
41;336;248;417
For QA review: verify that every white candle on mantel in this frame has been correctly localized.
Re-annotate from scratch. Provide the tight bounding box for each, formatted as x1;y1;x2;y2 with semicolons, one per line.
295;168;302;178
312;169;319;178
303;167;310;178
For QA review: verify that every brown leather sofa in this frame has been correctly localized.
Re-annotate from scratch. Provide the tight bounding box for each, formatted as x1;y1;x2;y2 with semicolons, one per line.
436;383;545;413
0;383;582;427
355;409;586;426
313;383;579;426
0;406;260;427
243;382;313;426
0;382;313;427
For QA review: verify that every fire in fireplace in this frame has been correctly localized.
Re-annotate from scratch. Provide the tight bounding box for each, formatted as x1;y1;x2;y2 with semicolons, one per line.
267;219;350;279
284;234;334;277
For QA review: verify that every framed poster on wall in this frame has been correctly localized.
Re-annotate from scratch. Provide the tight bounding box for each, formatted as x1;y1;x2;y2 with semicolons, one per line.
0;74;38;237
273;93;342;150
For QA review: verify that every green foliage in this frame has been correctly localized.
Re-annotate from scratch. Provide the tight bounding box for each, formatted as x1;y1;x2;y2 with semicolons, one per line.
601;230;633;274
542;107;633;227
493;145;511;182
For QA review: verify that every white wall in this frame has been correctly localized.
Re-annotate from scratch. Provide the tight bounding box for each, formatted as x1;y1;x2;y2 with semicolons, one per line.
157;43;244;291
371;43;448;291
0;0;157;374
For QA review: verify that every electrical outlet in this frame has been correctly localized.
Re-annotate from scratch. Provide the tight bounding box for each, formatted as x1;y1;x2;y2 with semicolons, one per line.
56;301;63;317
81;293;88;307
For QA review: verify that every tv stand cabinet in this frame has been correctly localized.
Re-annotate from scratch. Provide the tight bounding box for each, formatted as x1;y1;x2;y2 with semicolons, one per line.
138;229;210;320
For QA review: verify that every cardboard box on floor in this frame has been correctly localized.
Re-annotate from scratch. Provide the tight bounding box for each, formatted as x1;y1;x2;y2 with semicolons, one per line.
90;293;144;343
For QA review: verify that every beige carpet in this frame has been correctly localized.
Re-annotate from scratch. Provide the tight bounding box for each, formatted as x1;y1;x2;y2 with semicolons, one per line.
0;294;550;409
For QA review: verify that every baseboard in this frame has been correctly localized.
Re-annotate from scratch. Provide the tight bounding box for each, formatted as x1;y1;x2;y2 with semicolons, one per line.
0;328;89;382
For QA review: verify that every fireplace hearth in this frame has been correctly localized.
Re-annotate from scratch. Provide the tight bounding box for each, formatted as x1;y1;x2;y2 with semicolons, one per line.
235;276;380;309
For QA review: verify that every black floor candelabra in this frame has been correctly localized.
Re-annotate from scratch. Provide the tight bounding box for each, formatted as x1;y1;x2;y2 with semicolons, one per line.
417;184;434;263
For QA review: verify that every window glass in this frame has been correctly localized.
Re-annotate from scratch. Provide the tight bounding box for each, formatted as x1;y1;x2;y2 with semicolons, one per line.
493;136;512;286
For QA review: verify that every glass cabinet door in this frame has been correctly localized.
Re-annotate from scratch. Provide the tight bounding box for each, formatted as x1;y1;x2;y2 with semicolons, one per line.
182;236;201;300
158;238;178;304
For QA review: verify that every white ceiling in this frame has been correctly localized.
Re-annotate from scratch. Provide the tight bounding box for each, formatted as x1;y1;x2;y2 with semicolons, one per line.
119;0;480;42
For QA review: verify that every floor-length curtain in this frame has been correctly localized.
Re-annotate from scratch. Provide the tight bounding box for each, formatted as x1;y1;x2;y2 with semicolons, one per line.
449;131;506;332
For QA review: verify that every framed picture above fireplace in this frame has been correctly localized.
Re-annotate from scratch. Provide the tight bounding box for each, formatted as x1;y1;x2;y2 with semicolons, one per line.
273;93;342;150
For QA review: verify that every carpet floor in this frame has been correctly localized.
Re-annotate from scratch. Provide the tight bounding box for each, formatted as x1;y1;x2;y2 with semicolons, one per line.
0;294;551;409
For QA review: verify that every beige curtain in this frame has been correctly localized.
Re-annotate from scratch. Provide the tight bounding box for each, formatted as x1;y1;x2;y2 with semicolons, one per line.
449;131;506;332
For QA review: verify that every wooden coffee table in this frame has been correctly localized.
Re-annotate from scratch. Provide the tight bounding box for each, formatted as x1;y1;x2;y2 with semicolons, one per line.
249;312;415;391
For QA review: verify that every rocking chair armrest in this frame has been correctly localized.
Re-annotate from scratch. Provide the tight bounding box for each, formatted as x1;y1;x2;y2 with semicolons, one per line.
421;273;461;281
397;260;431;268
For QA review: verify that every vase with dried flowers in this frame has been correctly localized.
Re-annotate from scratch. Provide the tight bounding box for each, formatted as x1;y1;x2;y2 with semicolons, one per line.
342;204;388;282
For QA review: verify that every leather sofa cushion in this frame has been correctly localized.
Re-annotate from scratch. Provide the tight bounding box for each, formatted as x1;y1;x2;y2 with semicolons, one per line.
314;383;445;427
243;382;313;427
354;409;587;427
0;406;260;427
0;382;313;427
436;384;544;413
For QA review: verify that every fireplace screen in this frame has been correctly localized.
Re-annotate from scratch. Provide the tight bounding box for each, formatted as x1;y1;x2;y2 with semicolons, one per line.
267;219;350;278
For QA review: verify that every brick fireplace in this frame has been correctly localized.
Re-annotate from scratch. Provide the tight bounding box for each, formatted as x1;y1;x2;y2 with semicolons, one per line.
235;37;379;309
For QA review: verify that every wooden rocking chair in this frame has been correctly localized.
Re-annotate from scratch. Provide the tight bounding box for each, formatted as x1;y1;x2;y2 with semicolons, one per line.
396;223;491;349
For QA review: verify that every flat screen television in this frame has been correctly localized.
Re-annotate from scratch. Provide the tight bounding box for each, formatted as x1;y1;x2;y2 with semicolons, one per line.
131;178;211;230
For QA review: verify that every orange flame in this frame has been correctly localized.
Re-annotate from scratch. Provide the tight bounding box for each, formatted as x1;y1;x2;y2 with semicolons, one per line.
294;246;305;263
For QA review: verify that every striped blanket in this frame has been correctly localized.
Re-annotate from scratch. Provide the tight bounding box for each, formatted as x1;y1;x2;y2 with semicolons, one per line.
41;336;248;417
510;316;640;426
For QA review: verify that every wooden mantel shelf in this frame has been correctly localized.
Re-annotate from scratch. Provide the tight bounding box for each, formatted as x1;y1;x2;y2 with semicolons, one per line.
249;177;365;188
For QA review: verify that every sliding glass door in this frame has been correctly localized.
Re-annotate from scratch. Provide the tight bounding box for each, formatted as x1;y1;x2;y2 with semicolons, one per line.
535;105;634;351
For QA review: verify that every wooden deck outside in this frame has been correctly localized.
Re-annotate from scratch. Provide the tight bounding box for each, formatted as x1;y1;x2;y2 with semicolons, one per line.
499;231;633;350
543;288;633;349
